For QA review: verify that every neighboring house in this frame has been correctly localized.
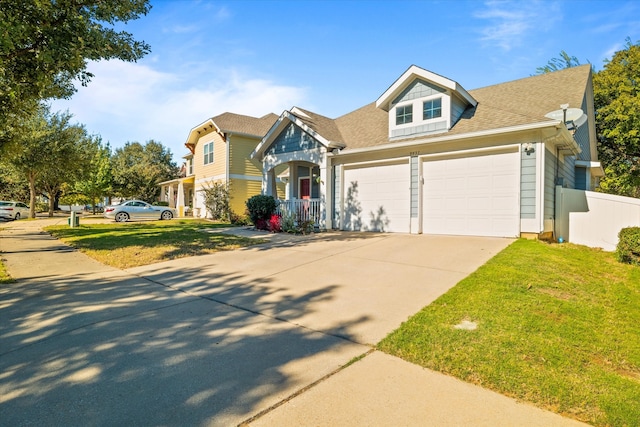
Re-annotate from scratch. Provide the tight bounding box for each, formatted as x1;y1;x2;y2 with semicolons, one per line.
160;112;279;218
251;64;604;239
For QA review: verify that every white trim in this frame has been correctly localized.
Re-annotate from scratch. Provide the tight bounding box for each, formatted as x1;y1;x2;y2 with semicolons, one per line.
376;65;477;111
229;174;262;181
331;121;561;158
418;144;519;161
575;160;605;177
252;110;345;160
195;175;226;185
342;157;410;170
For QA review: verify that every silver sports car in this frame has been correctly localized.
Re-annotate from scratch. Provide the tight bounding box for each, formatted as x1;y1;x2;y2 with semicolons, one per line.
104;200;175;222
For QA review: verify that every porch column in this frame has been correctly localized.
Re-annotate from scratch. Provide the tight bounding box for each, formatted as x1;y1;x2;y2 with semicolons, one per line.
320;163;330;229
288;163;298;201
176;181;185;217
168;186;175;208
263;169;277;197
160;185;167;202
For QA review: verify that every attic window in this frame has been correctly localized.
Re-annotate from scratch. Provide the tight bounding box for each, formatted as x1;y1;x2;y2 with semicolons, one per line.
396;104;413;125
423;98;442;120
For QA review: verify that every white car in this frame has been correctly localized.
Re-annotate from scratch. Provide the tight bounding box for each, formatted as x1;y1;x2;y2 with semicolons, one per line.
0;201;30;220
104;200;175;222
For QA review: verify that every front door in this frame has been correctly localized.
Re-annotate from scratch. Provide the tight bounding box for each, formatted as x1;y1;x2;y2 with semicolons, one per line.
299;178;311;200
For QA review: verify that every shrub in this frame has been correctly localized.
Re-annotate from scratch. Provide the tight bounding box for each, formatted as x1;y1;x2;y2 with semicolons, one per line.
268;214;282;233
200;181;230;221
153;201;169;206
229;211;251;226
246;195;277;230
617;227;640;265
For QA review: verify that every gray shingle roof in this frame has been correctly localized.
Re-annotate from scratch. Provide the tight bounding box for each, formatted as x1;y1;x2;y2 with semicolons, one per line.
290;107;345;144
212;112;279;137
333;64;592;150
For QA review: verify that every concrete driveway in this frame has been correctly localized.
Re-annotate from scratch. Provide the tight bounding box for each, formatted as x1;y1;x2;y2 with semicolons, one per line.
0;219;586;426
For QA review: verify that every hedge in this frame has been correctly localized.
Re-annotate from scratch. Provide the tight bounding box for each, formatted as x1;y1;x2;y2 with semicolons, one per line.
616;227;640;265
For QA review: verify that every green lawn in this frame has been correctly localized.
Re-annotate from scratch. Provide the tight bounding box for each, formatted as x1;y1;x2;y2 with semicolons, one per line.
0;258;14;284
45;220;265;268
378;239;640;426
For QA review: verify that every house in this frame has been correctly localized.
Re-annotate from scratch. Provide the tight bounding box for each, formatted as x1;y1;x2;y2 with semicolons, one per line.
160;112;279;218
251;64;604;239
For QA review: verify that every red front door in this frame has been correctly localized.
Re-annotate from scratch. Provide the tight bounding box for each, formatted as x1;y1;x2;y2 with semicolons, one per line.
300;178;311;200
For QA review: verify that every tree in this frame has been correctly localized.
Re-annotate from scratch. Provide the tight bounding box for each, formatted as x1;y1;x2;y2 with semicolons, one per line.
0;160;30;202
73;139;112;213
111;141;179;202
0;0;151;152
535;50;583;74
4;105;90;217
593;38;640;197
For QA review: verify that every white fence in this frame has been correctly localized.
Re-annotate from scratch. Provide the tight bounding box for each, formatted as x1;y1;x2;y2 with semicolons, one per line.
276;199;321;225
555;187;640;251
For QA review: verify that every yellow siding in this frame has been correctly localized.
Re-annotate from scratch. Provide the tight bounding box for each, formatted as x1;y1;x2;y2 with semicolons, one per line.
229;177;263;214
192;130;227;180
228;135;263;177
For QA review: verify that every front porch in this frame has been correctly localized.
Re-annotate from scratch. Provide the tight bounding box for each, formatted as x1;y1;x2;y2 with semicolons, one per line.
158;176;195;217
266;162;326;228
276;198;322;226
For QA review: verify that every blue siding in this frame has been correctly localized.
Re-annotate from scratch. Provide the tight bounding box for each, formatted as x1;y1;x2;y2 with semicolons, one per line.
266;122;319;156
544;148;556;221
520;148;536;219
561;155;576;189
575;167;587;190
392;79;445;105
576;96;592;161
392;120;447;138
451;96;466;126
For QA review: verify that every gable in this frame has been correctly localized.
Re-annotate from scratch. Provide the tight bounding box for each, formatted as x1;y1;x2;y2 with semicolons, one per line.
392;79;446;105
265;122;321;156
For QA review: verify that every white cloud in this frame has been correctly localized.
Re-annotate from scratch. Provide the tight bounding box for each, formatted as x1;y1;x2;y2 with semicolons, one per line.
51;60;307;160
474;0;561;51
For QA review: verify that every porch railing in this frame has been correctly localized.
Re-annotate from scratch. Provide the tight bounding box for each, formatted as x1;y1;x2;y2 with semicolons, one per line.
276;199;321;226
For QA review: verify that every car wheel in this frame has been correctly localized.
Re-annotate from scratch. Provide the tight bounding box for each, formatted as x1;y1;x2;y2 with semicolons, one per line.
115;212;129;222
14;213;20;220
161;210;173;220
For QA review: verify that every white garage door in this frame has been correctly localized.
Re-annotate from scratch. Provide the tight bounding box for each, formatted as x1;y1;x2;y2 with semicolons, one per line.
423;151;520;237
342;162;410;232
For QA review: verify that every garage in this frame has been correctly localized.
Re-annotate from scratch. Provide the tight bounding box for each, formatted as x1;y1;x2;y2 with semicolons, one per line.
422;150;520;237
342;161;410;232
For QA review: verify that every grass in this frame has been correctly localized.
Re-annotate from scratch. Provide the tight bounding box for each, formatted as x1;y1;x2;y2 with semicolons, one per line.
378;239;640;426
45;220;265;269
0;259;14;284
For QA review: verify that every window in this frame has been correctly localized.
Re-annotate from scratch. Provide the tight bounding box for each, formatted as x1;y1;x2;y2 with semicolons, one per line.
203;142;214;165
423;98;442;120
396;104;413;125
188;159;193;175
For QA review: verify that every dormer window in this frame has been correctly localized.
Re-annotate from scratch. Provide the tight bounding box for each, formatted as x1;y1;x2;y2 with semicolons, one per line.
423;98;442;120
396;104;413;125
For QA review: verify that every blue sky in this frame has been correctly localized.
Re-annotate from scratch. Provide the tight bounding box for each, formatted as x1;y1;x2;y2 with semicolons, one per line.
51;0;640;163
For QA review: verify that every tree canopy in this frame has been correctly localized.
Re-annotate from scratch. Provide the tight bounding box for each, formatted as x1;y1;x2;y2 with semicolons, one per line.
537;41;640;197
0;0;151;151
593;38;640;197
535;50;584;75
3;105;94;217
111;141;179;202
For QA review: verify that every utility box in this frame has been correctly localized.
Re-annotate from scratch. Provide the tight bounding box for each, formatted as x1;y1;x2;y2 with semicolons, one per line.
68;211;79;227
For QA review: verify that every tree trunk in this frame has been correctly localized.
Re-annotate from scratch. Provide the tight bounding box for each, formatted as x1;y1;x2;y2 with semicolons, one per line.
28;173;37;219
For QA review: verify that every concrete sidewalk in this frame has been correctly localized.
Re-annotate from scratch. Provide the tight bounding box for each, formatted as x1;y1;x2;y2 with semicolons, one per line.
0;219;588;426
